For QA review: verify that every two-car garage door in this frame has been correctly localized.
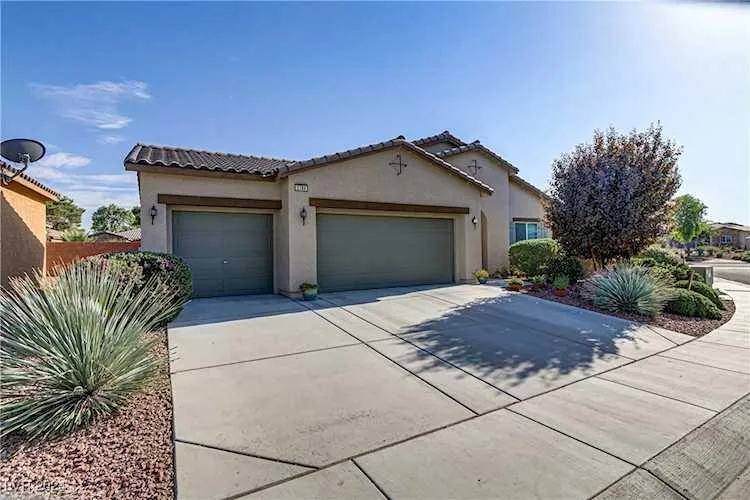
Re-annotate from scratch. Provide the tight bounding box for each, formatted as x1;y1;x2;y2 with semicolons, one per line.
316;214;454;292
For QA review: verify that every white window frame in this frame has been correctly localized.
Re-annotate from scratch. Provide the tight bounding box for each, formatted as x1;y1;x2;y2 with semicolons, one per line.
514;221;541;242
720;234;732;245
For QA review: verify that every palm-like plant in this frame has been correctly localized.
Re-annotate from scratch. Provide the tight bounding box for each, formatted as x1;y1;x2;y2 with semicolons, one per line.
1;261;182;440
582;263;675;316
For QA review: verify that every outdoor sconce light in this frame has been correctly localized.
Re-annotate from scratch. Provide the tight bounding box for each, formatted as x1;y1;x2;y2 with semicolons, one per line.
472;216;478;228
300;206;308;225
150;205;157;224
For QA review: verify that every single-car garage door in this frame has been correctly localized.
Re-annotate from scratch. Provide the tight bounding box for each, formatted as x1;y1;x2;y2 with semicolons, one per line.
317;214;454;292
172;211;273;297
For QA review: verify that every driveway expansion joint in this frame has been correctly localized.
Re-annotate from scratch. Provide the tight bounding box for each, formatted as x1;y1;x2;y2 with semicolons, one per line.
592;376;721;414
174;438;319;470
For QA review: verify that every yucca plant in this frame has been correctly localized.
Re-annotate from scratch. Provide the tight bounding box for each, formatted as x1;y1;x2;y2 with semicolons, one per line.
582;263;675;316
1;261;182;440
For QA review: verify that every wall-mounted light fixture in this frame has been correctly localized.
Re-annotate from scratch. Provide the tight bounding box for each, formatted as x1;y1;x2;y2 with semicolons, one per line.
300;206;308;225
150;205;157;224
472;215;478;228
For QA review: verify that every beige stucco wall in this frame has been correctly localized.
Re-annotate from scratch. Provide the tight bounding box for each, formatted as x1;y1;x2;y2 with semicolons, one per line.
509;179;546;221
136;147;485;295
283;147;483;293
443;150;511;273
0;182;49;286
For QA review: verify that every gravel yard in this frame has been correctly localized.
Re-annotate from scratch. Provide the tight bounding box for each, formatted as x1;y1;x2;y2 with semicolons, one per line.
0;331;173;500
525;285;735;336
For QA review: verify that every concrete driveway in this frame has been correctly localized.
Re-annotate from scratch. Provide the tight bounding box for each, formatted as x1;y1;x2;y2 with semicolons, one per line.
168;282;750;499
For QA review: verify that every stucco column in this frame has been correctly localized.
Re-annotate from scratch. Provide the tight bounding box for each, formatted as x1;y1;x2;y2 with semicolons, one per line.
280;180;317;296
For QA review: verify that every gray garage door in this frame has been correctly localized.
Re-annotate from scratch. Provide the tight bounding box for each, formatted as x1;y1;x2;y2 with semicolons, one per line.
317;214;454;292
172;211;273;297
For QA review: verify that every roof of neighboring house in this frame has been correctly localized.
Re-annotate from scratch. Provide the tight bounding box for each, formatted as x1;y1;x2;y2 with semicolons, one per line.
47;227;65;241
124;144;292;178
90;228;142;241
412;130;466;148
710;222;750;232
1;161;60;200
434;141;520;174
280;136;494;194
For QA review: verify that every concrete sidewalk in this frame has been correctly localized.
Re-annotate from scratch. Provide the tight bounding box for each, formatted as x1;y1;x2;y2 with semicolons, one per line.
168;280;750;499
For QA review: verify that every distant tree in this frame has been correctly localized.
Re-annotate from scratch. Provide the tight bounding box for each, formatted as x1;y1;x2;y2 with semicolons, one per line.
130;206;141;227
91;204;136;232
61;227;92;242
545;123;682;268
46;196;85;230
671;194;707;254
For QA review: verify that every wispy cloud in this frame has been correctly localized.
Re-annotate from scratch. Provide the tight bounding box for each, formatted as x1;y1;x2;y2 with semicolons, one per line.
30;80;151;130
36;152;92;169
97;134;126;145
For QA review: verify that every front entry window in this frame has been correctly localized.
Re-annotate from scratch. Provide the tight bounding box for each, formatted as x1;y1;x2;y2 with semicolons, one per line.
514;222;541;242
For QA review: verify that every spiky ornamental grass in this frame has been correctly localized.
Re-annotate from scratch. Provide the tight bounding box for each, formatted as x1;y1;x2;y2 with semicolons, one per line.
583;263;675;317
1;261;183;441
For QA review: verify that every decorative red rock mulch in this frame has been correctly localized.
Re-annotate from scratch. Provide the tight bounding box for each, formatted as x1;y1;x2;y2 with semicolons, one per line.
1;331;173;500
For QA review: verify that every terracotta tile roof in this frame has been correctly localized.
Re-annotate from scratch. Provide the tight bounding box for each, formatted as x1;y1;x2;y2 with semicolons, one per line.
280;137;493;194
412;130;466;148
435;141;519;174
124;143;292;177
1;161;60;198
710;222;750;232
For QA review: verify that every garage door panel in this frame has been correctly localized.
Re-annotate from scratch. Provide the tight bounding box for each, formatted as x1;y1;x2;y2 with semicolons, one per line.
317;214;454;292
172;211;273;297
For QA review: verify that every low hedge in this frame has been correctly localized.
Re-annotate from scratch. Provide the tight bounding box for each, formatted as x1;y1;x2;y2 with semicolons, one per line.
545;253;585;283
674;280;724;310
87;251;192;323
636;245;682;267
664;288;722;319
509;238;560;276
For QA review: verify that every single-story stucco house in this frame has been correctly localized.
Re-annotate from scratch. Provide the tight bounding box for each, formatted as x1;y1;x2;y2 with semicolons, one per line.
708;222;750;250
1;162;60;287
125;131;547;297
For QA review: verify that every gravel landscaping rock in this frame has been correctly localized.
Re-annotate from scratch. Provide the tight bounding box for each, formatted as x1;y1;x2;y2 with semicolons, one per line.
524;285;735;337
0;331;173;500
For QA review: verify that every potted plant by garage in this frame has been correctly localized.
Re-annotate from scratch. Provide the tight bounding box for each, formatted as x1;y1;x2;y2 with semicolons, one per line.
474;269;490;284
300;282;319;300
507;277;524;292
531;275;545;291
553;275;570;297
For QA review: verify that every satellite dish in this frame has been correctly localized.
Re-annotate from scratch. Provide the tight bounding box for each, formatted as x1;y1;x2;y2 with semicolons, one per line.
1;138;46;185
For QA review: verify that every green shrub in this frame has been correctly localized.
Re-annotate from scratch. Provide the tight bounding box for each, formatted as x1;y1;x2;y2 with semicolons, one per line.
508;277;524;286
474;269;490;281
531;275;546;286
742;252;750;263
716;252;724;258
699;245;720;257
545;253;585;283
674;280;724;310
582;264;675;316
509;238;560;276
553;275;570;289
0;261;182;440
665;288;722;319
636;245;682;267
647;265;676;286
89;251;192;323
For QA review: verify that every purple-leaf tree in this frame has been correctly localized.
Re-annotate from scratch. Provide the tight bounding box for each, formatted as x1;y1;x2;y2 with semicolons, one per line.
545;123;682;268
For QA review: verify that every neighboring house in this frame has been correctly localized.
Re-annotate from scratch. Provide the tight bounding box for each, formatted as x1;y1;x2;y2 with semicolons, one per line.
90;228;141;242
0;163;60;287
125;131;547;297
708;222;750;249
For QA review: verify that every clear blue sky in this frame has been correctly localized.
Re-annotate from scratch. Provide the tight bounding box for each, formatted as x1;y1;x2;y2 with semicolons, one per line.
2;1;748;227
